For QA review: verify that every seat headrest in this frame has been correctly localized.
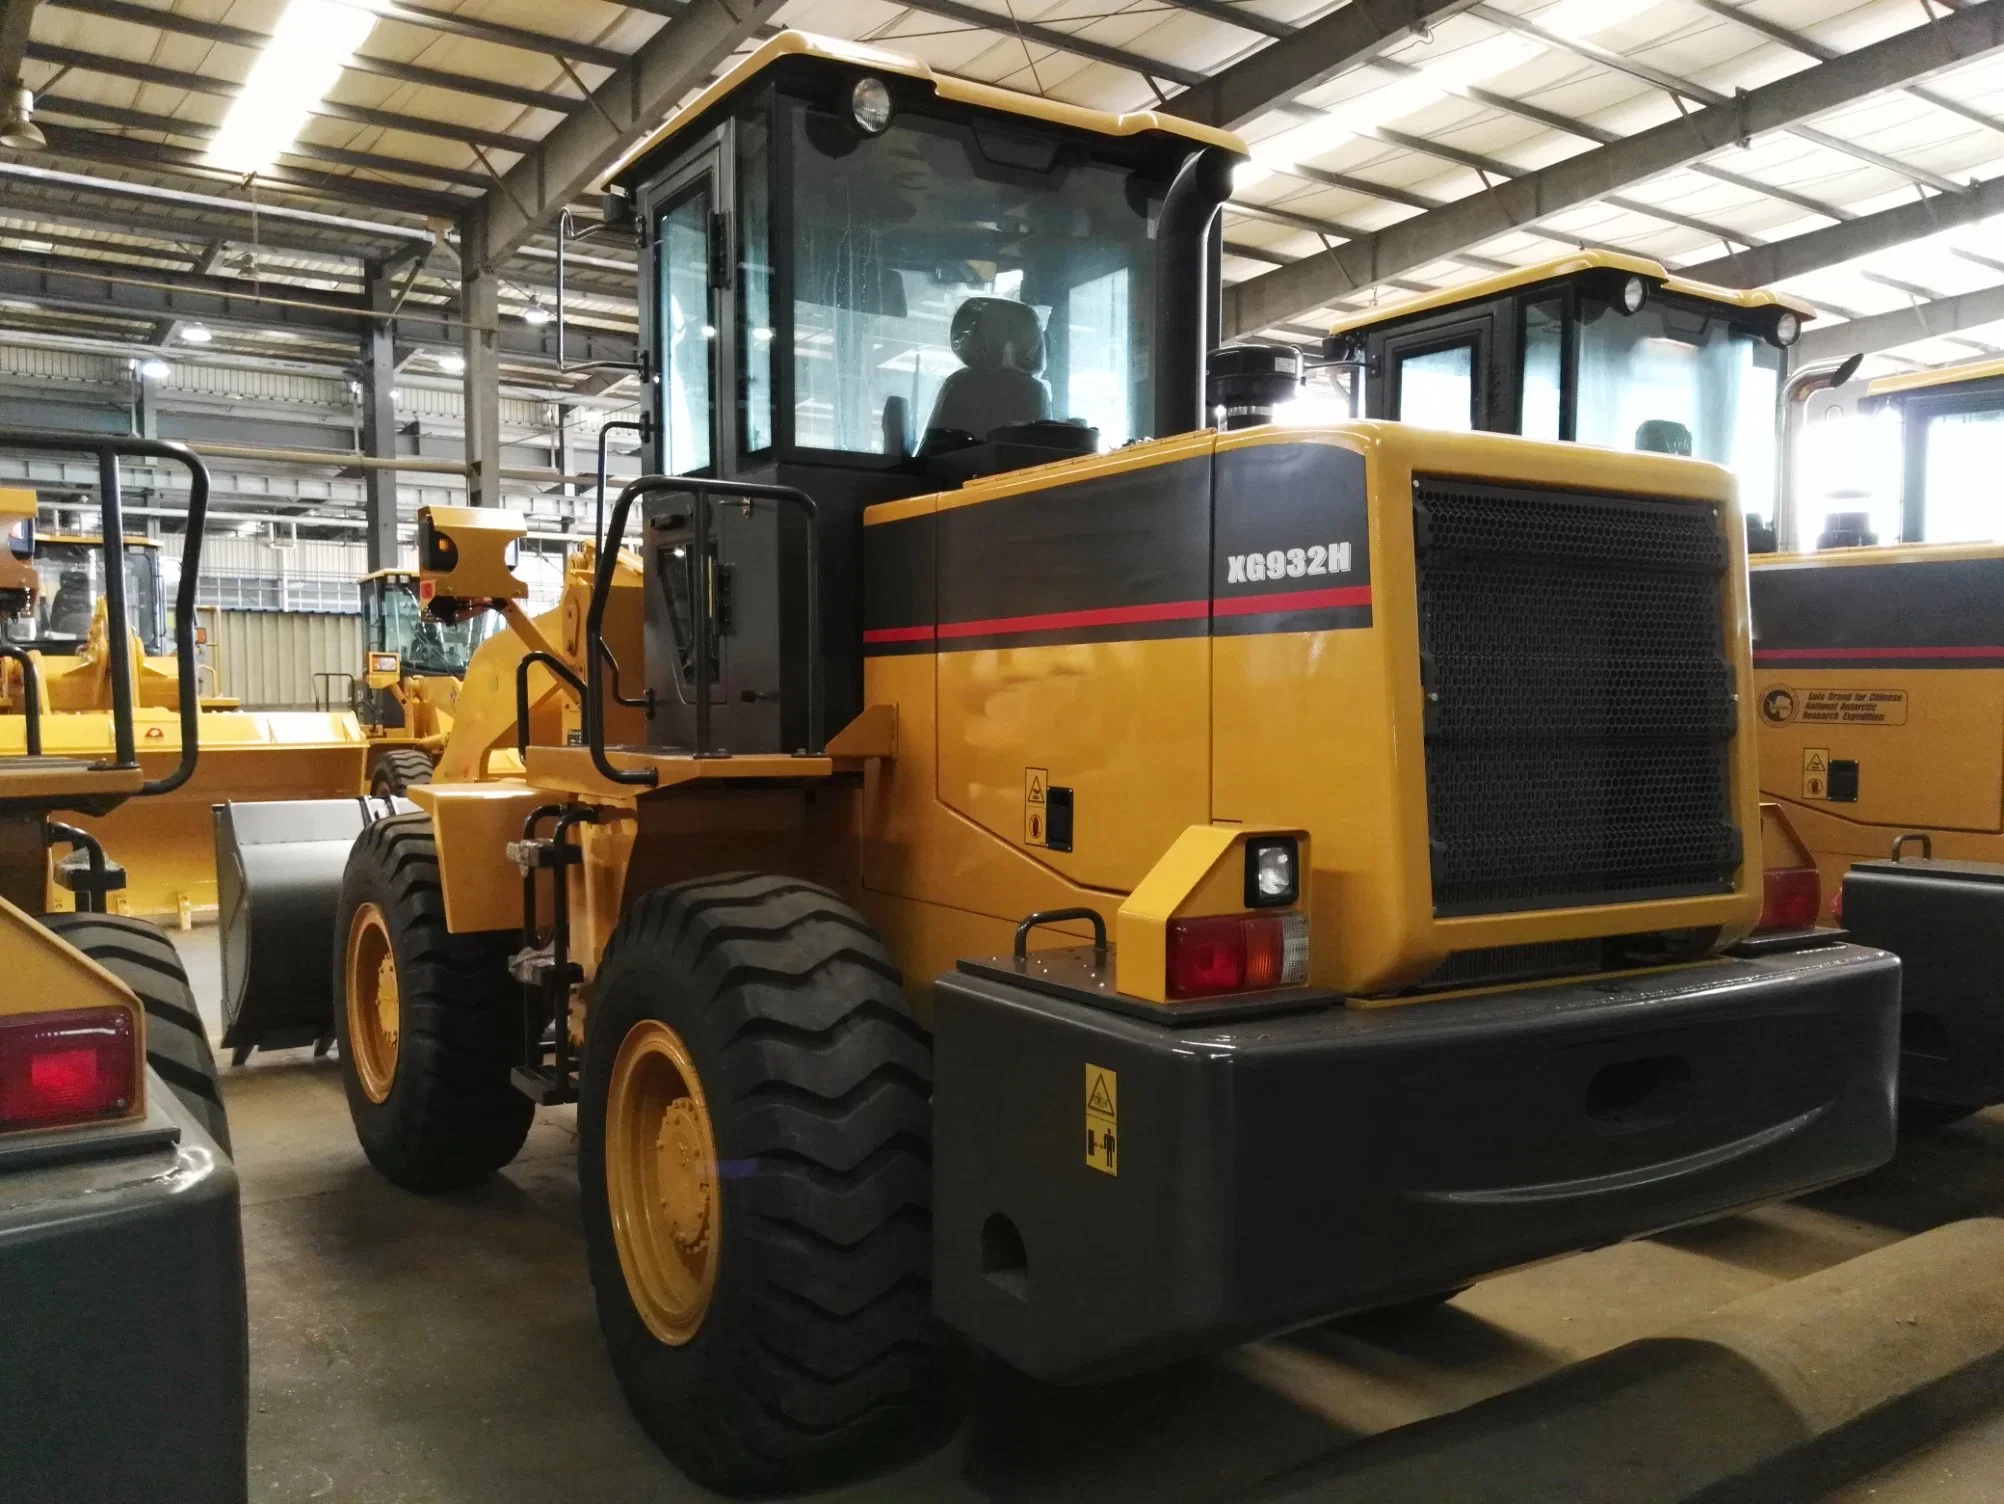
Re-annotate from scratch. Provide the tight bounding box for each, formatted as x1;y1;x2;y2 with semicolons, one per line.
950;297;1045;375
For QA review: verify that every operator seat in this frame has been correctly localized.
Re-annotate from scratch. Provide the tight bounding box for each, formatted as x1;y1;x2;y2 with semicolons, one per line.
924;297;1050;446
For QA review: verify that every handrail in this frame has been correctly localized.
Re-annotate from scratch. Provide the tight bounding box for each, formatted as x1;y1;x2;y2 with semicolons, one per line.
0;643;40;755
0;431;211;795
514;650;586;760
584;474;824;788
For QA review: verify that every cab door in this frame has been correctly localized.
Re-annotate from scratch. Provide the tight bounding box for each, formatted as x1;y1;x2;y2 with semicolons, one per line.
637;132;787;749
1380;314;1500;433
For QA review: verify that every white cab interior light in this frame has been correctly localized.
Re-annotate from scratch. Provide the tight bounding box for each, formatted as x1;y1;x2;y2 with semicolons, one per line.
205;0;381;176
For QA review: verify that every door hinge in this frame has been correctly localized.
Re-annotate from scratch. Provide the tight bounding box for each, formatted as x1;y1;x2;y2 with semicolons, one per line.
709;211;733;291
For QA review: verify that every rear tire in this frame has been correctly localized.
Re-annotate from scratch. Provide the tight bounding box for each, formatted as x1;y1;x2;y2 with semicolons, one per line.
579;873;948;1496
43;912;230;1155
370;747;435;798
332;812;531;1190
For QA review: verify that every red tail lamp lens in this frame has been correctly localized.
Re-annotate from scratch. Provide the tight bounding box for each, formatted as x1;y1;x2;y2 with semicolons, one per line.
1167;913;1309;999
0;1007;137;1130
1759;866;1821;932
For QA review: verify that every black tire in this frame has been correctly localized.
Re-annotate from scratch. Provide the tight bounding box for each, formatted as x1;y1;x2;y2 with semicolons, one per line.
580;873;948;1496
332;811;532;1190
43;912;231;1156
370;747;435;798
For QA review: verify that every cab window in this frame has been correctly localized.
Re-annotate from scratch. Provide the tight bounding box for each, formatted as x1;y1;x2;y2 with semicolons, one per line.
787;102;1159;457
1394;343;1476;432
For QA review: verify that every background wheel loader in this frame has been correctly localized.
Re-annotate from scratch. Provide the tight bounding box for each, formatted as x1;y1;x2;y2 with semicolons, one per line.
323;567;495;797
223;35;1900;1496
0;435;245;1504
0;476;368;923
1744;357;2004;1124
1326;261;2004;1129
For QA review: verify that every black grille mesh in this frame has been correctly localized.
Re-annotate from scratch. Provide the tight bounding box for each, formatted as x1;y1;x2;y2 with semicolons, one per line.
1414;476;1739;914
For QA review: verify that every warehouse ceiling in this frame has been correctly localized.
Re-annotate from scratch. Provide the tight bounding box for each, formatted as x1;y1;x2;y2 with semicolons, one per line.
1;0;2004;393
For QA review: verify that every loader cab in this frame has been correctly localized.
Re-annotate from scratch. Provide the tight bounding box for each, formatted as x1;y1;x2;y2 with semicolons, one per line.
1326;252;1806;534
1859;358;2004;544
603;31;1240;754
360;569;493;679
1;534;167;657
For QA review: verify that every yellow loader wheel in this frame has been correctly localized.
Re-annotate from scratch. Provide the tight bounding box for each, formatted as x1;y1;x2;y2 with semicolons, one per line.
43;912;230;1156
579;873;949;1496
332;813;532;1190
369;748;435;798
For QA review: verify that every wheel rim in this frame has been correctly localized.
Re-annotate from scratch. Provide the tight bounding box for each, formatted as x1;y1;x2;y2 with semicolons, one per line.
344;902;400;1103
605;1018;720;1345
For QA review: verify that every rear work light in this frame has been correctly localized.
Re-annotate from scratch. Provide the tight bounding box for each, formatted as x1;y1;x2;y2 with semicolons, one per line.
1166;912;1310;1000
0;1007;138;1131
1758;865;1821;933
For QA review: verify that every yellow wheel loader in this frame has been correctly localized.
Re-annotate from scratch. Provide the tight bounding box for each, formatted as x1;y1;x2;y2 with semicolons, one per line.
341;567;495;796
1745;357;2004;1122
0;494;368;922
0;436;245;1503
223;36;1897;1494
1325;260;2004;1126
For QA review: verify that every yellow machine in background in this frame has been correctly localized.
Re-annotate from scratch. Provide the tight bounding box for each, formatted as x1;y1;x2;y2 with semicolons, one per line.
0;525;366;922
343;568;494;795
0;435;244;1503
1747;356;2004;1119
227;38;1898;1496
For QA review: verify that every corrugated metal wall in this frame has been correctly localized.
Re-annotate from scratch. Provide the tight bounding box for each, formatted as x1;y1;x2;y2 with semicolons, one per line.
206;609;364;709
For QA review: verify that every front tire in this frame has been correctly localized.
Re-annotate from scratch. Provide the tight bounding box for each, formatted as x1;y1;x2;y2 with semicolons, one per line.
332;812;531;1190
370;747;435;798
44;912;230;1155
579;874;947;1496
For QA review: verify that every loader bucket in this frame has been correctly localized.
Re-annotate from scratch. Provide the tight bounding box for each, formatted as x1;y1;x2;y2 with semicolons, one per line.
215;795;412;1063
7;706;370;920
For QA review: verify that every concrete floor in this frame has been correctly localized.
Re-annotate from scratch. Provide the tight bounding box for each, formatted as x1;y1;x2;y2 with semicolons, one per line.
174;926;2004;1503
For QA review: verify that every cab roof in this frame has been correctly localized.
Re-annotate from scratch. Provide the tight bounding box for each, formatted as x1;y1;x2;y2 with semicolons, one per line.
1323;250;1815;337
1866;355;2004;400
604;30;1245;193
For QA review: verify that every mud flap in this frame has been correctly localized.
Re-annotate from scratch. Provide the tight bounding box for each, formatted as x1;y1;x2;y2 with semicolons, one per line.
214;796;412;1063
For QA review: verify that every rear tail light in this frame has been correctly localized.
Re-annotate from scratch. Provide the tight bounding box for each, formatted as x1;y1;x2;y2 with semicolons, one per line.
0;1007;138;1131
1758;866;1821;932
1167;912;1309;999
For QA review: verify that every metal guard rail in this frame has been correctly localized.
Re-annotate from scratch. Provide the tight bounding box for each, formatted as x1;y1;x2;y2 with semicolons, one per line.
0;431;211;795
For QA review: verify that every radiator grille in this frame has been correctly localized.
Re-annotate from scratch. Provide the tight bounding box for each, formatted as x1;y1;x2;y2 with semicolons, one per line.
1413;476;1739;915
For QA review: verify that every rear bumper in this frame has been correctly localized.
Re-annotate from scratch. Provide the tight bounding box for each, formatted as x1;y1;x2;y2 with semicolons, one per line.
0;1077;247;1503
932;942;1898;1382
1845;858;2004;1108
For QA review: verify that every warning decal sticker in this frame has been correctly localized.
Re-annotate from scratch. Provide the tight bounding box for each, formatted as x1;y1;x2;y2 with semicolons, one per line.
1025;766;1048;847
1803;747;1829;801
1085;1064;1118;1177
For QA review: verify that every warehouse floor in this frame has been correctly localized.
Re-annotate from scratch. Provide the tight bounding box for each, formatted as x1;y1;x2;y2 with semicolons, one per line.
175;928;2004;1503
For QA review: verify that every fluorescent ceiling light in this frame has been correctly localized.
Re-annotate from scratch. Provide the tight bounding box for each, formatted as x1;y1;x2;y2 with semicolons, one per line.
205;0;381;176
139;358;171;380
1237;34;1541;188
520;304;551;327
1536;0;1659;39
438;352;466;375
180;324;213;344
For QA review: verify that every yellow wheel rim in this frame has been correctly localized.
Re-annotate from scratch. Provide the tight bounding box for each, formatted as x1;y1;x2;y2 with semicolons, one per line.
605;1019;720;1345
345;902;400;1104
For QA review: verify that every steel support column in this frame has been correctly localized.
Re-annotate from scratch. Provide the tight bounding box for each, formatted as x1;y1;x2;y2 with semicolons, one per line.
361;262;400;569
460;217;502;509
